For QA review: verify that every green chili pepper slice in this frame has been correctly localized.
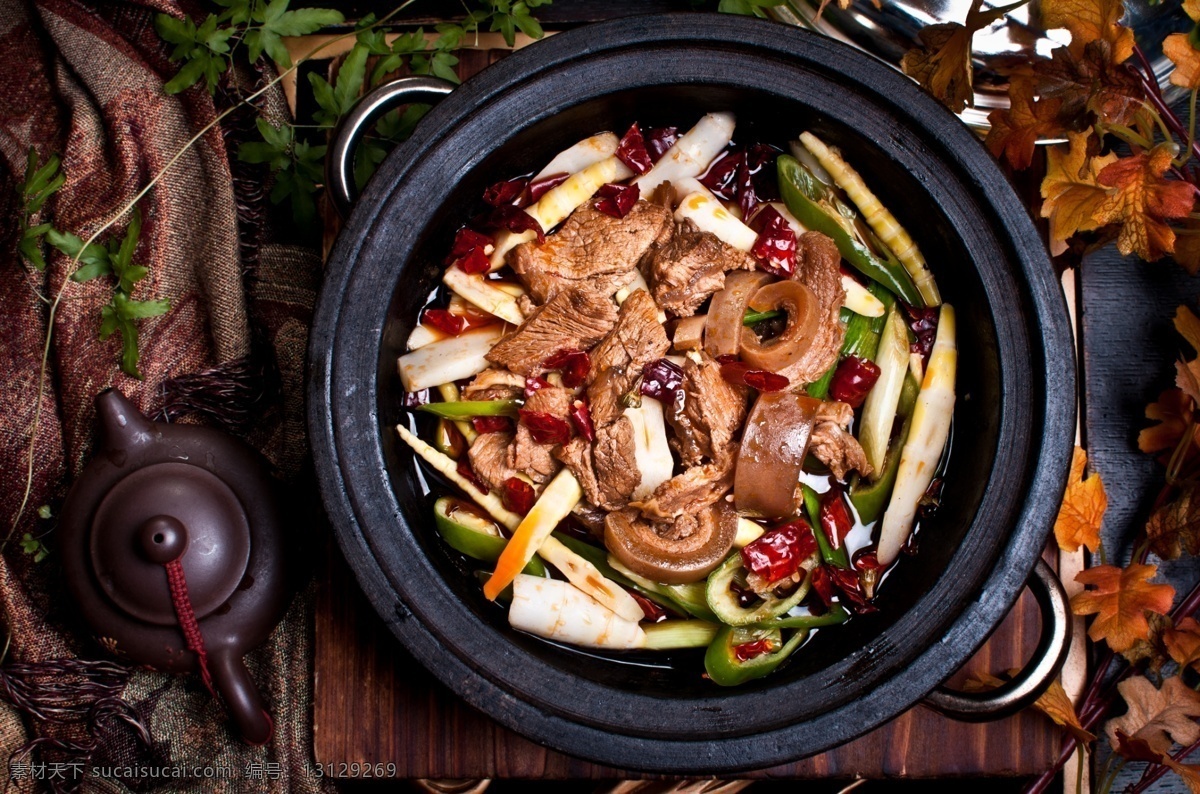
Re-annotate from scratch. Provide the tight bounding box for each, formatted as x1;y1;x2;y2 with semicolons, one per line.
705;553;812;626
417;399;520;419
748;604;851;630
778;156;923;306
435;497;546;576
704;625;809;686
801;484;850;569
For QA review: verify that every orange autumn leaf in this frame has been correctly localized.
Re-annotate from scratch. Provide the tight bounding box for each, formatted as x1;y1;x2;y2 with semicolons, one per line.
1040;131;1118;256
988;75;1067;171
1172;216;1200;275
1165;32;1200;90
1177;306;1200;352
1179;359;1200;407
1165;759;1200;793
1189;0;1200;21
1139;388;1194;454
1041;0;1135;64
901;0;1028;113
1097;145;1197;262
1165;616;1200;670
1029;676;1097;743
1072;563;1175;652
1122;611;1173;672
1054;446;1107;553
1105;676;1200;756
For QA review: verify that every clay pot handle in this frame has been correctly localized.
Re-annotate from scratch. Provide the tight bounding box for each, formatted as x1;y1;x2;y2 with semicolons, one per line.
210;649;273;745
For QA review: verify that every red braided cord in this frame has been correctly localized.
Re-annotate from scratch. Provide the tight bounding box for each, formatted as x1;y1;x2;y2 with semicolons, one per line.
163;559;215;696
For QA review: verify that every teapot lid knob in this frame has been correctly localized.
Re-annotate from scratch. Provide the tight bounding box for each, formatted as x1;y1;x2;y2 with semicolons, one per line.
138;515;188;565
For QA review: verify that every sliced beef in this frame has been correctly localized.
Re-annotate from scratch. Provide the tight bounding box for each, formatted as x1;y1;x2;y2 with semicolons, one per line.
461;368;525;401
810;400;873;479
508;386;574;484
667;354;751;467
486;288;618;377
647;219;757;317
467;431;518;493
631;460;734;522
778;231;846;387
553;415;641;510
586;290;670;427
555;436;601;506
510;199;673;303
593;415;641;508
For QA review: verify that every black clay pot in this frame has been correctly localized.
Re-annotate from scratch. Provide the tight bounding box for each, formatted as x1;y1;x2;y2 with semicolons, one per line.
308;13;1075;773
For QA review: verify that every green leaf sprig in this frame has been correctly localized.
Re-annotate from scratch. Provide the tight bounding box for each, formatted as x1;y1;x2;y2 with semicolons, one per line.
45;209;170;378
155;0;346;95
17;149;66;271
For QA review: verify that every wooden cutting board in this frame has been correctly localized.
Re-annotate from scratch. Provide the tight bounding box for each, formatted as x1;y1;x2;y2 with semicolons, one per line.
308;15;1072;779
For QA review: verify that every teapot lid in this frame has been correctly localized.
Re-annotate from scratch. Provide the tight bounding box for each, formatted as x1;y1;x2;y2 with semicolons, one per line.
89;461;250;625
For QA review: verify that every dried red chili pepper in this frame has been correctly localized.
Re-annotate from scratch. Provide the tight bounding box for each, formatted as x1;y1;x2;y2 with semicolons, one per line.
569;399;595;442
616;123;653;174
524;376;552;397
446;228;493;263
810;565;836;606
501;477;536;515
820;487;855;551
627;589;668;622
528;172;569;202
455;246;491;274
485;204;545;243
736;143;781;218
422;308;467;336
828;356;881;408
699;149;742;200
740;521;817;585
644;126;679;163
733;639;777;662
471;416;511;434
543;349;591;388
640;358;686;405
595;182;640;219
456;460;488;494
902;303;939;362
827;565;878;614
750;204;797;277
482;176;529;207
518;410;572;446
853;549;884;600
743;370;790;392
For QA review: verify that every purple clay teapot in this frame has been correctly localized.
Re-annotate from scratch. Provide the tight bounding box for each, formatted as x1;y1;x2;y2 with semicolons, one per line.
59;388;289;744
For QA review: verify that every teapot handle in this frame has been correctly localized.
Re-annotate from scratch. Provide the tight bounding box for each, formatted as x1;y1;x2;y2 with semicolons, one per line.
210;649;273;745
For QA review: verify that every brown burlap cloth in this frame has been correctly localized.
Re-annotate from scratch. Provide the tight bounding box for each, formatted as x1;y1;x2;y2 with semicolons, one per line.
0;1;332;791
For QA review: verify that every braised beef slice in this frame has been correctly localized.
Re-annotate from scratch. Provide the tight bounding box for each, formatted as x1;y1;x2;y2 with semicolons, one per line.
553;416;641;510
778;231;846;386
647;219;757;317
507;385;574;484
632;460;734;522
593;415;641;508
586;289;670;427
510;199;673;304
667;354;751;467
461;368;525;401
467;431;518;493
555;437;602;506
811;400;873;479
486;288;618;377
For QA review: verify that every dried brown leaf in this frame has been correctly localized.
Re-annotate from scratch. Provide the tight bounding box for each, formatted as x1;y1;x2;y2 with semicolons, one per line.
1106;676;1200;756
1041;0;1135;64
1147;481;1200;560
1121;611;1173;673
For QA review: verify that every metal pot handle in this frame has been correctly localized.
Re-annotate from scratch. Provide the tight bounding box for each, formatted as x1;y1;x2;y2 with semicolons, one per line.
326;75;457;220
923;558;1072;721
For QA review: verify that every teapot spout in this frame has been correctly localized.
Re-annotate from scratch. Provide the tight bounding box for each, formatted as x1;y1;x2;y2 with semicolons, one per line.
94;388;153;452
